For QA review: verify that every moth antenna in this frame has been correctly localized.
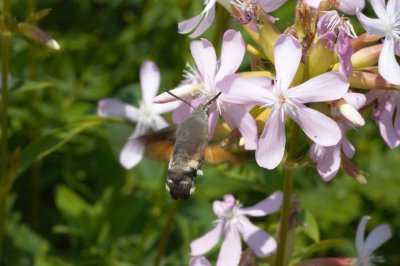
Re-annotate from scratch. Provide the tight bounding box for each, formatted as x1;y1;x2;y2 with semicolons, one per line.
203;92;222;111
166;91;195;109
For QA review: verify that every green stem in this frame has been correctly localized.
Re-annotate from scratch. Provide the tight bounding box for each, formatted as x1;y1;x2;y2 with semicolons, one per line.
153;200;179;266
275;123;300;266
0;0;10;261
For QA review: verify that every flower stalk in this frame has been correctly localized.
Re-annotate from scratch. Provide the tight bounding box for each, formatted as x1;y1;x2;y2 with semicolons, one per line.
275;122;300;266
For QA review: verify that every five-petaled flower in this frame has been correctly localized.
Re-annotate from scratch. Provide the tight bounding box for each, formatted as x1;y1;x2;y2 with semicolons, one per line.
357;0;400;85
190;192;283;266
97;61;179;169
221;34;349;169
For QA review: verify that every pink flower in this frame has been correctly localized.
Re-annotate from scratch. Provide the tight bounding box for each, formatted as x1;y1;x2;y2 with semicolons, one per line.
154;30;258;150
189;256;211;266
190;192;282;266
304;0;365;15
356;0;400;85
317;10;357;76
355;216;392;266
222;34;349;169
365;90;400;148
97;61;179;169
310;93;366;181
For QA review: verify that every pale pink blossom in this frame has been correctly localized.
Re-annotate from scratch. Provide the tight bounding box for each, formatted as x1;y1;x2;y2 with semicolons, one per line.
189;256;211;266
365;90;400;148
310;93;366;181
97;61;179;169
355;216;392;266
304;0;365;15
356;0;400;85
190;192;282;266
154;30;259;149
221;34;349;169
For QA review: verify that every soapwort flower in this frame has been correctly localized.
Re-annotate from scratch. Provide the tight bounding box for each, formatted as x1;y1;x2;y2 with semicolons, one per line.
97;61;179;169
190;192;282;266
355;216;392;266
304;0;365;15
222;34;349;169
356;0;400;85
154;30;258;150
310;93;366;181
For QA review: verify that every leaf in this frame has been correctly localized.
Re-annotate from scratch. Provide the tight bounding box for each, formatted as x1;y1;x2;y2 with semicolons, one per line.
302;211;320;243
12;80;52;94
303;239;350;257
16;117;106;178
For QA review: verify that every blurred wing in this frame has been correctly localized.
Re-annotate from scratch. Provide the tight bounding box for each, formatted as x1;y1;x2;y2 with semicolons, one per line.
205;145;240;164
145;140;174;161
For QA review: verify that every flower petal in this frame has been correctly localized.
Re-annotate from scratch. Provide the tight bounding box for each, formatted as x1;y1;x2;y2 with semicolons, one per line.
172;102;192;124
378;35;400;85
288;72;349;103
304;0;321;8
356;216;370;256
219;75;274;107
315;144;341;181
240;191;283;217
140;61;160;104
189;256;211;266
119;123;148;169
190;222;223;256
376;94;400;148
222;104;258;150
215;30;245;82
339;0;365;15
152;101;180;115
364;224;392;253
151;115;170;131
239;216;277;257
153;84;201;104
259;0;288;12
344;92;367;110
216;228;241;266
288;104;342;146
256;108;286;169
342;137;355;158
97;99;139;122
356;11;387;36
208;108;220;139
387;0;400;17
190;39;217;90
178;13;204;34
274;34;302;91
370;0;388;20
189;6;216;38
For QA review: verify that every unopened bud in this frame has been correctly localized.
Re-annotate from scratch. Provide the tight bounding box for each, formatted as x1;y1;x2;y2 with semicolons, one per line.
351;33;381;52
341;156;367;184
335;99;365;127
351;44;382;70
18;22;60;50
153;84;201;103
348;71;400;91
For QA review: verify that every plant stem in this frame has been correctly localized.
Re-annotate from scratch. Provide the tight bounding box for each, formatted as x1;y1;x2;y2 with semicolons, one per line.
153;200;179;266
275;123;300;266
0;0;10;261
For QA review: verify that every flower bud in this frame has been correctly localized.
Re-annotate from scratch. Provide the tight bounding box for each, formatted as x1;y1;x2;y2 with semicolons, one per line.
335;99;365;127
18;22;60;50
308;41;335;77
296;257;353;266
349;44;382;70
341;156;367;184
351;33;381;52
348;71;400;91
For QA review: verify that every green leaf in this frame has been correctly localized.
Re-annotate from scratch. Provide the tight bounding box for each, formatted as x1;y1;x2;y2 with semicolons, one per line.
16;117;106;178
303;238;350;257
12;79;52;94
302;211;320;243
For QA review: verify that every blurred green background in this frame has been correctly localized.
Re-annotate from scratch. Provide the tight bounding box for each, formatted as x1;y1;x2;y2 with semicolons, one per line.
2;0;399;265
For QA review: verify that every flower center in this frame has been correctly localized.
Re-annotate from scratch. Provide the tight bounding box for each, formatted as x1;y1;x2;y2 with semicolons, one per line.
138;102;156;128
232;0;261;27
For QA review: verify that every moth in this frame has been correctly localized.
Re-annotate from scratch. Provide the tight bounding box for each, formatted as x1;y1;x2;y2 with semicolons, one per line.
142;91;239;200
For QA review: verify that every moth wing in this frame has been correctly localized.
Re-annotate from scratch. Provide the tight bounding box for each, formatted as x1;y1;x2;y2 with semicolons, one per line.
145;140;174;161
204;145;239;165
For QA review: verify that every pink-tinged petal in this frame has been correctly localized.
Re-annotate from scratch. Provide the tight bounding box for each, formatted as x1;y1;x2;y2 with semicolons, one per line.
370;0;388;20
215;30;245;82
378;35;400;85
222;104;257;150
152;101;180;115
208;108;219;139
213;195;235;216
274;34;302;91
365;90;384;107
172;102;192;124
190;222;223;256
356;11;387;37
219;75;274;107
97;99;139;122
240;191;283;217
190;39;217;90
259;0;288;12
189;256;211;266
119;124;148;169
316;145;341;182
341;137;355;158
364;224;392;253
343;92;367;110
304;0;321;8
239;216;277;257
288;104;342;146
256;108;286;169
288;72;349;103
216;228;241;266
395;99;400;137
376;95;400;148
189;6;216;38
356;216;371;256
178;13;204;34
339;0;365;15
140;61;160;104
